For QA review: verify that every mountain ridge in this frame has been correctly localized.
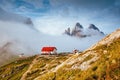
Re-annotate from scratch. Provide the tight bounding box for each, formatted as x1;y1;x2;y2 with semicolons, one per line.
64;22;104;38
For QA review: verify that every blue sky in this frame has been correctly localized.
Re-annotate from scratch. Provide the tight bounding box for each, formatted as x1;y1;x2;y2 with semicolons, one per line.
0;0;120;35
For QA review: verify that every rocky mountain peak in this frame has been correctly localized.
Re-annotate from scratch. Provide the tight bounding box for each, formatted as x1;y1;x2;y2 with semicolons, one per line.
88;24;100;31
71;23;83;37
64;23;85;37
24;18;33;26
75;22;83;29
64;27;71;36
64;22;104;38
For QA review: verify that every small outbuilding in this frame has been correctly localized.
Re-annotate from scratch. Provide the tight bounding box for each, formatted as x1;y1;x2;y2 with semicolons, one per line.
41;47;57;55
19;53;24;58
73;49;79;54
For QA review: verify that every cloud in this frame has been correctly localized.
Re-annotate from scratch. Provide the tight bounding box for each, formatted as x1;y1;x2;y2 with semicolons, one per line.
115;0;120;6
0;21;36;55
33;9;120;35
1;0;120;21
49;0;119;19
22;0;44;9
0;0;49;17
0;20;105;55
34;16;75;35
47;0;120;34
0;0;15;11
50;0;115;10
0;0;120;55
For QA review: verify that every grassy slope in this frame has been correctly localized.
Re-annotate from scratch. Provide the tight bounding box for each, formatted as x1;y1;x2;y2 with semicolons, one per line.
0;55;36;80
37;34;120;80
79;37;120;80
0;39;119;80
25;54;72;80
0;54;73;80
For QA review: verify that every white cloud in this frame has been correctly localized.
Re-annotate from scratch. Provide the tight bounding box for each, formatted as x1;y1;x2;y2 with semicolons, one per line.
22;0;44;9
0;0;15;11
34;16;73;35
0;20;104;54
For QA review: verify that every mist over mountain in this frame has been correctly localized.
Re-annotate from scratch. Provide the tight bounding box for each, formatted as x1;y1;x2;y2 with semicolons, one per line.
0;8;105;55
64;22;104;38
0;21;38;66
0;20;105;55
0;6;105;66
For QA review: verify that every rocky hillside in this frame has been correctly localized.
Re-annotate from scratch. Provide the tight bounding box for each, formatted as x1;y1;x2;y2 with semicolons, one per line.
51;29;120;80
0;29;120;80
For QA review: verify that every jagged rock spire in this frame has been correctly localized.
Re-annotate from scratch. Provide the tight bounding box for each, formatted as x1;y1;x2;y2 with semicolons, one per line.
88;24;100;31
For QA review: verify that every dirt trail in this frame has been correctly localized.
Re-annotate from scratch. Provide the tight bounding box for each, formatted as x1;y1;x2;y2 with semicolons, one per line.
20;55;40;80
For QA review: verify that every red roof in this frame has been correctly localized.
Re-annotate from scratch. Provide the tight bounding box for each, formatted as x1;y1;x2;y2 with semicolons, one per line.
41;47;57;51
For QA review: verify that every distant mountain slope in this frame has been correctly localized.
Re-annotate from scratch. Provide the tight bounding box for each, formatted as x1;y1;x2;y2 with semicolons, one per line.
0;42;18;66
0;40;34;66
0;29;120;80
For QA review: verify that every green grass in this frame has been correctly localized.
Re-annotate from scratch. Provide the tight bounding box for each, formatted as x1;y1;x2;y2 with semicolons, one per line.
25;54;73;80
83;54;94;62
79;37;120;80
0;55;36;80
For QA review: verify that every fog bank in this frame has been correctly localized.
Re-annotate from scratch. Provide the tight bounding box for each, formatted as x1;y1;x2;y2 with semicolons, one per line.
0;21;104;55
